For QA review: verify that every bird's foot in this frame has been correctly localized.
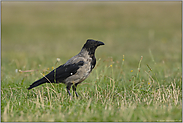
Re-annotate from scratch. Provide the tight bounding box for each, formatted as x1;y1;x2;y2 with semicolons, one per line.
75;91;79;97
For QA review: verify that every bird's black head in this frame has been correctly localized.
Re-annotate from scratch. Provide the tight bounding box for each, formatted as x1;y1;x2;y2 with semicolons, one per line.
82;39;105;52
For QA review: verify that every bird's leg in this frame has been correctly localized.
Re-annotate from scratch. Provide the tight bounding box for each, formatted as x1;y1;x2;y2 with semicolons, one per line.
72;84;79;97
66;84;72;96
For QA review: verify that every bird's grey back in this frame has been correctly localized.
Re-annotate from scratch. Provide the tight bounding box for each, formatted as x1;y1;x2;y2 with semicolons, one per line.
64;48;91;65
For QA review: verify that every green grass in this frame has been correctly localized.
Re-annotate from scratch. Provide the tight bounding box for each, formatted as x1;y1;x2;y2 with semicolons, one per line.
1;1;182;122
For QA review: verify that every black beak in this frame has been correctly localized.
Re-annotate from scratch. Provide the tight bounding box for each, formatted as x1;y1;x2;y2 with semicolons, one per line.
97;41;105;46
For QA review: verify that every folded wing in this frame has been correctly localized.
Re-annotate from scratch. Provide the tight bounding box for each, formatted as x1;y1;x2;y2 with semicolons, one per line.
27;61;84;90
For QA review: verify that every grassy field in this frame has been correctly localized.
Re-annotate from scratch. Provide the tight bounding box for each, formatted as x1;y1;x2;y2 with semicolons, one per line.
1;1;182;122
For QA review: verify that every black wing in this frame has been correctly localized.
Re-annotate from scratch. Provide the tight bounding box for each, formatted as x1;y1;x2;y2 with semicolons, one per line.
27;61;84;90
45;61;84;83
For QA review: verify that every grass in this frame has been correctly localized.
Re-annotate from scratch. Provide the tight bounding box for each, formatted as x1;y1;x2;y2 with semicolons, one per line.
1;1;182;122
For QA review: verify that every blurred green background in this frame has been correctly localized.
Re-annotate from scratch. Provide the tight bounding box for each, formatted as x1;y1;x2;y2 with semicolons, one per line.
2;2;181;67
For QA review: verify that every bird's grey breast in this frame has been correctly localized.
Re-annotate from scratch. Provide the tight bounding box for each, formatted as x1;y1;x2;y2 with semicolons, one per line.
77;54;93;81
63;51;93;84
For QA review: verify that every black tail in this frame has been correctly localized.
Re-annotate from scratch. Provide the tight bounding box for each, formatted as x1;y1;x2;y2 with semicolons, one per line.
27;77;47;90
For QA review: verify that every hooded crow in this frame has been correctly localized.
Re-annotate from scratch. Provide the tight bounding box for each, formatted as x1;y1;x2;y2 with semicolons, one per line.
27;39;104;97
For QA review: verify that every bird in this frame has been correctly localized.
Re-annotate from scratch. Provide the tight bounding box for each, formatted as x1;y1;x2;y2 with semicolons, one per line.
27;39;104;97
